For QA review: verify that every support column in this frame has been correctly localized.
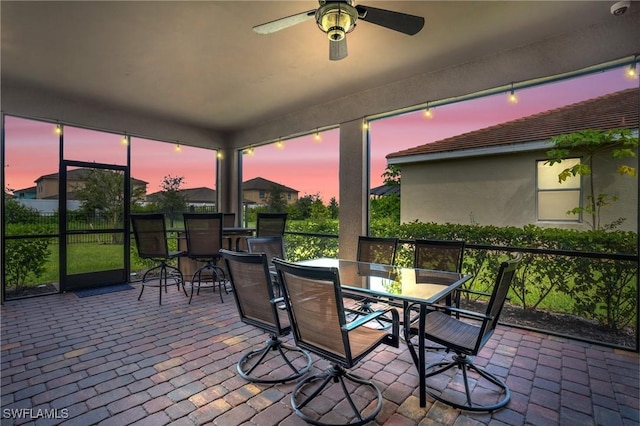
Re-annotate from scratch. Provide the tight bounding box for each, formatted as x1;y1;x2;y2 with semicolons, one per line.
339;118;368;260
217;147;239;221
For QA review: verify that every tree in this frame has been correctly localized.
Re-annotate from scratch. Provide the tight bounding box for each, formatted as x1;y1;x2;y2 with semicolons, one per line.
382;164;401;186
74;169;146;242
157;175;187;226
328;197;339;219
546;128;638;230
310;196;329;220
74;169;126;228
370;165;401;225
289;194;315;219
266;185;287;212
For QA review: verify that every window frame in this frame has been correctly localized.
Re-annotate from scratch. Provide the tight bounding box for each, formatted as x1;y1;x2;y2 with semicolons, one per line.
536;157;583;223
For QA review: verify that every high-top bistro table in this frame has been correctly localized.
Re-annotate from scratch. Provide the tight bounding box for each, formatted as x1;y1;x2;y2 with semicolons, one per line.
296;257;472;408
175;227;255;278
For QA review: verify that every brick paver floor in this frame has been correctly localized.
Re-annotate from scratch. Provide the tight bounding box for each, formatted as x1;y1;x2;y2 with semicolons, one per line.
1;283;639;425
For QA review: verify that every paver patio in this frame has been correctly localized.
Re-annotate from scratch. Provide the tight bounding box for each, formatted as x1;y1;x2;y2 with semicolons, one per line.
1;284;638;425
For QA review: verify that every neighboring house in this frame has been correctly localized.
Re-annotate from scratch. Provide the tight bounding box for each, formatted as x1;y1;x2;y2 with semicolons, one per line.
386;88;638;232
242;177;298;205
13;186;37;199
370;184;400;198
146;187;217;209
34;168;148;200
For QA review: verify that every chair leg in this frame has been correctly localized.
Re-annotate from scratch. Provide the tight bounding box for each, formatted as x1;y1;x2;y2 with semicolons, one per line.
188;263;226;304
165;264;187;296
291;363;383;426
424;354;510;412
237;335;312;384
138;264;177;305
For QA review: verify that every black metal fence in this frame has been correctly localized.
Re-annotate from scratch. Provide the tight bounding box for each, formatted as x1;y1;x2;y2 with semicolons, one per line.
3;221;638;351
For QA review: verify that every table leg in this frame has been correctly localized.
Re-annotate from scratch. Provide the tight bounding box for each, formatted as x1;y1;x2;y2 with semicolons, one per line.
419;303;427;407
402;302;427;407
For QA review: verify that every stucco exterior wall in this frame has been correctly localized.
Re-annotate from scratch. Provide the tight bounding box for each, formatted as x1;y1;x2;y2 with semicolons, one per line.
400;150;638;232
242;189;297;206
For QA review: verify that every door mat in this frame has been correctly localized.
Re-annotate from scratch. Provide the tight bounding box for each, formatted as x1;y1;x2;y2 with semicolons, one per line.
74;284;135;298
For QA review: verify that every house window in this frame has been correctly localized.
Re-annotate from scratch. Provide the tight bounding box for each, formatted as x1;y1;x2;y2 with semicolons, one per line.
287;193;291;200
259;190;265;199
536;158;581;221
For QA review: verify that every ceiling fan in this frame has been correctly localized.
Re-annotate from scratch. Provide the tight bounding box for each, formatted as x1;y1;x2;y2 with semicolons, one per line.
253;0;425;61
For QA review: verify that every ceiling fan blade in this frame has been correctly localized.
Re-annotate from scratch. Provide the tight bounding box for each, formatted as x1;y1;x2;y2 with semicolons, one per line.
355;5;424;35
329;38;348;61
253;10;316;34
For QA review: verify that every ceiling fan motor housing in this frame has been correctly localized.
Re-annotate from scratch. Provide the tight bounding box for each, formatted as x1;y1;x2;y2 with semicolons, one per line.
316;1;358;41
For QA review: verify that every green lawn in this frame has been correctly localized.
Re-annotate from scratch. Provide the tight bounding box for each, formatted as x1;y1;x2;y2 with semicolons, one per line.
8;242;149;288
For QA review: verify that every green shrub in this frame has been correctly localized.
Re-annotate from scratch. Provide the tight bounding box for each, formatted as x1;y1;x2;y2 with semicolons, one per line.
381;220;637;330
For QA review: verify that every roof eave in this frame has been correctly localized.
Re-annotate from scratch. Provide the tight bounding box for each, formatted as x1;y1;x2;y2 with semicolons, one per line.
387;140;556;165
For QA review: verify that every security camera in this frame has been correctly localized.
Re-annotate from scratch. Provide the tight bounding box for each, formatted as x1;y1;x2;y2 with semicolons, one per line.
611;0;630;16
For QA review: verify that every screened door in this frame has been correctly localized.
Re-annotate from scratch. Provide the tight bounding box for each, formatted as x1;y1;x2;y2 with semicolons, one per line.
61;161;129;290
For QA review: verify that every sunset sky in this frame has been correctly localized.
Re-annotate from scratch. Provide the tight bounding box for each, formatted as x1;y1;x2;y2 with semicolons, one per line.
4;66;637;203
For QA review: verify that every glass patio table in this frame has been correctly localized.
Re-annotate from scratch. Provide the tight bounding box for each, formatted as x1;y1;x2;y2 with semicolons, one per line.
296;257;473;407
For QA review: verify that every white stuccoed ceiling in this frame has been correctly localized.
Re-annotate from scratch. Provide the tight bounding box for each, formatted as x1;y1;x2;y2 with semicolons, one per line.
1;1;637;132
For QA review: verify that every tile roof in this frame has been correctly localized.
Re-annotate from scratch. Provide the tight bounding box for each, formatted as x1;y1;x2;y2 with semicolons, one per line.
370;184;400;197
36;167;148;185
387;88;639;160
242;176;298;193
13;186;36;194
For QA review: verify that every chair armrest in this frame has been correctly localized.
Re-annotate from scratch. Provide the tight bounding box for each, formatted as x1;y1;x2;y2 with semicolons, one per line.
457;288;511;301
343;307;398;332
406;304;489;323
458;288;491;297
271;296;285;304
434;306;490;321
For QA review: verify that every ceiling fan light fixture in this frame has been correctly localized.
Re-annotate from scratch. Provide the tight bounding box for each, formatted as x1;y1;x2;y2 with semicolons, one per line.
317;2;358;41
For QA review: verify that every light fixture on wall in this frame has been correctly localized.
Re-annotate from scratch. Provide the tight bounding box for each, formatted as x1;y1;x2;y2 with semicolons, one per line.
54;123;62;135
626;55;638;79
423;102;433;119
362;120;369;130
175;142;182;153
216;151;223;159
314;129;322;142
508;83;518;104
121;134;128;146
275;138;284;149
243;146;255;156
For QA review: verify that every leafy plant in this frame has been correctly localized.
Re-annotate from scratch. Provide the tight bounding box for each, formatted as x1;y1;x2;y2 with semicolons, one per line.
4;200;52;292
545;128;638;230
265;185;288;213
157;175;187;227
5;238;51;293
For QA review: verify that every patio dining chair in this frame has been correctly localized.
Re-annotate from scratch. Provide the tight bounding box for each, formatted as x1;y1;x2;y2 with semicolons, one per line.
130;213;185;305
274;258;399;426
236;212;288;251
414;238;465;272
409;254;522;412
221;249;312;384
183;212;228;304
348;236;399;324
222;212;236;227
356;236;398;265
256;212;288;237
222;212;236;249
414;238;466;312
248;236;286;294
247;236;285;264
